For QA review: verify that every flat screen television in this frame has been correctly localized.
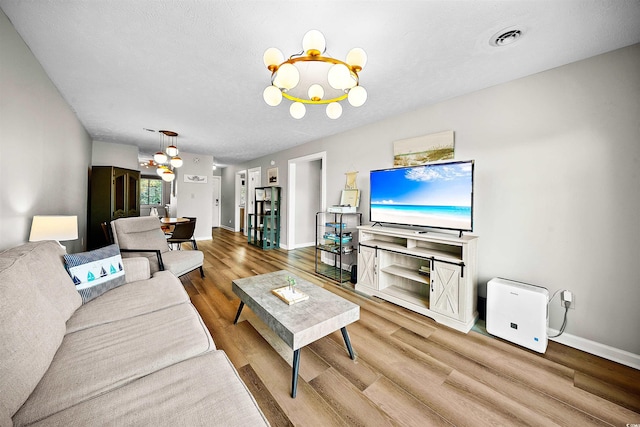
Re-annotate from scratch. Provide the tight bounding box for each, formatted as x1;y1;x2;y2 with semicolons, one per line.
369;160;474;232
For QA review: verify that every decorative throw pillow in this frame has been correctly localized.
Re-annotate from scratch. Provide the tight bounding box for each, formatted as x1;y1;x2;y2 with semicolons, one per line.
63;244;126;303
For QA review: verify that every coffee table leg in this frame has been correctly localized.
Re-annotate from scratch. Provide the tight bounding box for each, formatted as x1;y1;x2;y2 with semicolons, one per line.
341;327;356;360
291;349;301;398
233;301;245;325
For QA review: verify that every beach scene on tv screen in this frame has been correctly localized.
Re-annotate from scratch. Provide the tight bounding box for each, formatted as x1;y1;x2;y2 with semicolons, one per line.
370;162;473;230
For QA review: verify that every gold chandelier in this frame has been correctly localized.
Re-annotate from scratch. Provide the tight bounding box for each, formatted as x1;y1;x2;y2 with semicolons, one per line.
152;130;183;182
262;30;367;119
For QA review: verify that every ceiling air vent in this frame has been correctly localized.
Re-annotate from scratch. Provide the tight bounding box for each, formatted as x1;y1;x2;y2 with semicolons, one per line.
491;29;522;47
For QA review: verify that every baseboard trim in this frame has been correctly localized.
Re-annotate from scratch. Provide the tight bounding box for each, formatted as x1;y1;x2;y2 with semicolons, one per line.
548;330;640;370
290;241;315;249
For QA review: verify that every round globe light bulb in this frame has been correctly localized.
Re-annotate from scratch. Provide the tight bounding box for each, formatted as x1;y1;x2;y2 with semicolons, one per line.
289;102;306;119
263;47;284;69
346;48;367;70
156;166;166;177
348;85;367;107
326;102;343;119
307;84;324;101
162;169;175;182
302;30;326;54
170;156;183;168
263;85;283;106
154;151;168;164
165;145;178;157
327;63;352;90
273;63;300;90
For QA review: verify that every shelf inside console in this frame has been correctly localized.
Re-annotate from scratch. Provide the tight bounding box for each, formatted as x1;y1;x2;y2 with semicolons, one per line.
381;264;429;284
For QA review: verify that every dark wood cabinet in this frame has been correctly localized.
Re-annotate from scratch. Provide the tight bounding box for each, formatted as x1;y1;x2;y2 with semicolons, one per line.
88;166;140;249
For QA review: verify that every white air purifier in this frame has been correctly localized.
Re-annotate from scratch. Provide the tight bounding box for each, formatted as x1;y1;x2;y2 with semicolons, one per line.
486;278;549;353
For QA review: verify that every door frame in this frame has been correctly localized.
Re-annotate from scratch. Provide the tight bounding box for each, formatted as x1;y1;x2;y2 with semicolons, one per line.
211;176;221;228
246;167;261;236
287;151;326;250
234;170;246;232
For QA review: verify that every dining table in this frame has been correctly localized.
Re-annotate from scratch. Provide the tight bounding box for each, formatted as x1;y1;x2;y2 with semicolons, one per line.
160;217;189;225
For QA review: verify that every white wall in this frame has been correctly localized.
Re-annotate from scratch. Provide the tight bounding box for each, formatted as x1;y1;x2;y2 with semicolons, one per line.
174;152;213;240
0;9;91;253
92;140;139;170
220;44;640;359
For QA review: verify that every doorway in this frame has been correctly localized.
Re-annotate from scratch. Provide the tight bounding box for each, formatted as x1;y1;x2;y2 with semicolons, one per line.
211;176;221;228
234;170;246;232
287;152;326;249
247;167;261;232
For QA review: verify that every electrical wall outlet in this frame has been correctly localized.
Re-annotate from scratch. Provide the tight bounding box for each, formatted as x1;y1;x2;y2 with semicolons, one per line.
560;290;575;309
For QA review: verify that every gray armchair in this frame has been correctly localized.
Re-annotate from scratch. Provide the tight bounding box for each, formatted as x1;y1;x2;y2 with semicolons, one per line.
111;216;204;278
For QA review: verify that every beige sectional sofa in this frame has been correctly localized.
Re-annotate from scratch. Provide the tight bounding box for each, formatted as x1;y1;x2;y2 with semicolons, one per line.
0;241;269;426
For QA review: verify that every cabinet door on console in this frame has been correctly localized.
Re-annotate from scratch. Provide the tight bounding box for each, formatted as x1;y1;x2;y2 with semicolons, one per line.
430;261;461;319
357;246;377;289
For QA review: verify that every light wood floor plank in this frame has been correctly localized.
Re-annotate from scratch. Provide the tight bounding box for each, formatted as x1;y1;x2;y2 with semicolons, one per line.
180;229;640;426
309;367;399;427
307;337;381;392
392;327;608;426
363;376;453;427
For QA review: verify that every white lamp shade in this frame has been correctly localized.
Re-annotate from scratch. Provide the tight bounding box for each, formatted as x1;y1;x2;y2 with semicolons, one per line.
326;102;343;119
327;63;352;90
302;30;325;54
263;85;283;106
307;84;324;100
348;85;367;107
346;48;367;69
154;151;168;164
170;156;183;168
263;47;284;69
165;145;178;157
273;63;300;90
29;215;78;242
156;166;166;176
162;169;175;182
289;102;306;119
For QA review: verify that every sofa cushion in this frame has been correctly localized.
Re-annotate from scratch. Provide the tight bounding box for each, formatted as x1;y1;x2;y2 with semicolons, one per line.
26;351;269;427
63;244;126;303
0;248;66;423
13;303;214;426
66;270;189;333
0;241;81;321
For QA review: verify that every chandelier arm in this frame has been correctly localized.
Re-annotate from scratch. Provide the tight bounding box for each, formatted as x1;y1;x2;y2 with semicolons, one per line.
282;92;348;104
283;55;360;75
269;55;361;77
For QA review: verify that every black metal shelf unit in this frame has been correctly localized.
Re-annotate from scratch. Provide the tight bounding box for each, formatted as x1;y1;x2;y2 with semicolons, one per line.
247;186;281;250
315;211;362;283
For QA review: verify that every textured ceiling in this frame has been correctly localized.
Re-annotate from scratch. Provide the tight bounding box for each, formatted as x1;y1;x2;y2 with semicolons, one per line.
2;1;639;165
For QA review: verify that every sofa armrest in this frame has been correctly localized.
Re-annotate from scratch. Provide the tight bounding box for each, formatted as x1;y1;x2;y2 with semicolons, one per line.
122;257;151;283
119;248;165;271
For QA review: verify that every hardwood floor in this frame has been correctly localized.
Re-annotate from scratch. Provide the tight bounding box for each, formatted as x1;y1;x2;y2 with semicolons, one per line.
181;228;640;426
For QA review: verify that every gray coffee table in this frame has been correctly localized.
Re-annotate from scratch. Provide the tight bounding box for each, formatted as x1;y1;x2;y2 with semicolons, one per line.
232;270;360;398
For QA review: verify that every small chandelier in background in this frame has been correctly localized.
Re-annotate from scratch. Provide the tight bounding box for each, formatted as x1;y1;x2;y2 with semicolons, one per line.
152;130;183;182
263;30;367;119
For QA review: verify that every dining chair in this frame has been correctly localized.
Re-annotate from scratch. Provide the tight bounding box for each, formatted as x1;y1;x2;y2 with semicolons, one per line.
100;221;114;245
167;218;198;250
111;216;204;278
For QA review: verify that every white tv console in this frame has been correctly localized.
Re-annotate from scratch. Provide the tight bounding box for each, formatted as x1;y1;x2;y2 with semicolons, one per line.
356;225;478;333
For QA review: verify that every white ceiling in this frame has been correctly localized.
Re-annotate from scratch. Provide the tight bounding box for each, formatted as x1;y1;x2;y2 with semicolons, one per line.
2;1;639;165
